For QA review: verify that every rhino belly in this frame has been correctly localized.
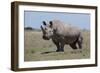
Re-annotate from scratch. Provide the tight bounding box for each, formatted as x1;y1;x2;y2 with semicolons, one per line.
64;35;78;44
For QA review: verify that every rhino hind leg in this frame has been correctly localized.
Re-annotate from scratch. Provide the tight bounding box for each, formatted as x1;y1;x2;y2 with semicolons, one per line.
78;42;82;49
70;43;78;49
77;36;83;49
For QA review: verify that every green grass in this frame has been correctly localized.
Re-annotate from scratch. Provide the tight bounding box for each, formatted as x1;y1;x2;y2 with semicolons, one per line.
24;30;90;61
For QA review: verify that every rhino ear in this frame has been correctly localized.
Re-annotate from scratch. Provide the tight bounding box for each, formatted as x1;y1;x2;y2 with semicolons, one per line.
49;21;53;28
43;21;46;26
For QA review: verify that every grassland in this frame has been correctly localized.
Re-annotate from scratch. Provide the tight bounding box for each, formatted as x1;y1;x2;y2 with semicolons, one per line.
24;30;90;61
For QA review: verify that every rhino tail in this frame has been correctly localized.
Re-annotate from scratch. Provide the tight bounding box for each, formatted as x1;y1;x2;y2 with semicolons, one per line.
77;34;83;49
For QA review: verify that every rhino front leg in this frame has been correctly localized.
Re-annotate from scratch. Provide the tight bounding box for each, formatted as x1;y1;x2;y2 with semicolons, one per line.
52;39;64;52
56;44;64;52
56;43;62;52
59;43;64;52
52;39;61;52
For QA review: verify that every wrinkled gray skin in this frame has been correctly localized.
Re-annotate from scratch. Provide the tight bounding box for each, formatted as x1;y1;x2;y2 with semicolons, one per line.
41;20;83;52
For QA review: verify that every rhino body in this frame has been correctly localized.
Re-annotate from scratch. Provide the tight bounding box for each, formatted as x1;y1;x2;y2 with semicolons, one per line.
41;20;83;52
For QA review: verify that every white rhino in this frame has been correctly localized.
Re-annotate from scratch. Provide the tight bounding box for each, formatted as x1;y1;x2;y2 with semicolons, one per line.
41;20;83;52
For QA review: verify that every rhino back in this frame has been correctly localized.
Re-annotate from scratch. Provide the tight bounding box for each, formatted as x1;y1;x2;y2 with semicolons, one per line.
52;20;81;44
52;20;81;36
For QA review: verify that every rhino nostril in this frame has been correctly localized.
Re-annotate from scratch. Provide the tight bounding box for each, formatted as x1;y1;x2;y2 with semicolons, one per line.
42;36;49;40
43;36;45;39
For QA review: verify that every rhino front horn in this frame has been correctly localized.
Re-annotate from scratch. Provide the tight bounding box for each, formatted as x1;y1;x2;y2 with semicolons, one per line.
43;21;46;26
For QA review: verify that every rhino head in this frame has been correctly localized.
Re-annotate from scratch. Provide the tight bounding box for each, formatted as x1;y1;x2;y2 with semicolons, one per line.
41;21;53;40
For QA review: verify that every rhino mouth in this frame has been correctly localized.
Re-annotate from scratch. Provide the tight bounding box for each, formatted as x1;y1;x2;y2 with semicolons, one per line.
43;36;50;40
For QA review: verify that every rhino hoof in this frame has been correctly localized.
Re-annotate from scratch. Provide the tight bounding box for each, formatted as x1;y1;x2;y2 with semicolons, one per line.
56;50;64;52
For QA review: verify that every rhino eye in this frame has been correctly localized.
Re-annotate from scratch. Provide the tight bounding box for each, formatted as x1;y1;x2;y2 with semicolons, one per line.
45;28;47;30
49;31;52;33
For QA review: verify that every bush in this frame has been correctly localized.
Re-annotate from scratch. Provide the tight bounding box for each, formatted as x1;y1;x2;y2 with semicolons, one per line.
24;27;33;30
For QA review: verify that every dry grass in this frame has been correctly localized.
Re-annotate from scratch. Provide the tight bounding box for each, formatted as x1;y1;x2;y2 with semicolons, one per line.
24;30;90;61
